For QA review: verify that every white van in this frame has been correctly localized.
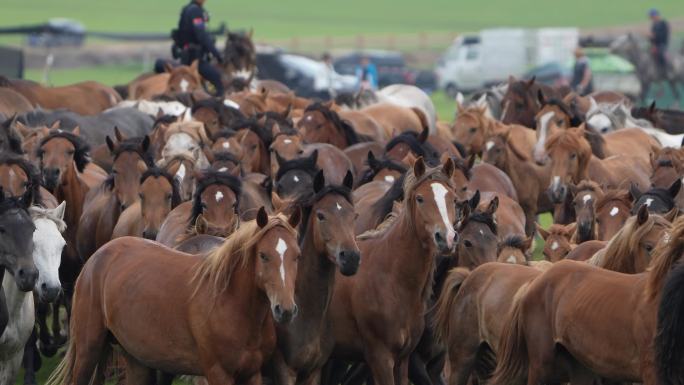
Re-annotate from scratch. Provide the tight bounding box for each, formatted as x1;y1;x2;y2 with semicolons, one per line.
435;28;578;96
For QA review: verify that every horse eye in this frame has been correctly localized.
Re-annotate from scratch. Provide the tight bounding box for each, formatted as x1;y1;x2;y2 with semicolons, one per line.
316;212;326;221
416;195;424;204
166;194;172;201
259;252;269;262
556;119;564;125
461;186;467;192
569;153;577;159
645;245;653;253
469;127;477;133
464;240;473;248
67;150;75;155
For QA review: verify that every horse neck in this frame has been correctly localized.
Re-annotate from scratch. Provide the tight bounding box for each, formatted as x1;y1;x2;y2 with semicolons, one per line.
55;165;88;237
2;273;30;317
373;208;435;304
586;155;607;183
218;257;271;334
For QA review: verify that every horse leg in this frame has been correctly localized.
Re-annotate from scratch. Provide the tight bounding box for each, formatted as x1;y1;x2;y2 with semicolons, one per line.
271;350;296;385
426;352;446;385
202;362;233;385
364;346;396;385
122;352;156;385
22;328;40;385
395;357;409;385
157;372;176;385
323;359;351;385
342;362;370;385
408;352;432;385
52;296;67;347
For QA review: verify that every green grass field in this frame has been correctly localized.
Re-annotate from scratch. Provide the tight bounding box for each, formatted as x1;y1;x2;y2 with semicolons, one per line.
2;0;684;42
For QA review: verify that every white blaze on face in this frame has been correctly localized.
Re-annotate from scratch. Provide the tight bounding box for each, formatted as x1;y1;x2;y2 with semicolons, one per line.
218;167;228;172
293;175;300;183
587;114;612;133
583;194;592;204
485;141;495;151
535;111;554;159
336;202;342;211
222;142;230;149
224;99;240;109
215;191;224;202
283;139;292;144
276;238;288;284
645;198;654;207
430;183;456;249
175;163;186;181
551;241;559;251
610;206;619;216
384;175;395;183
180;78;189;92
552;176;561;191
506;255;517;264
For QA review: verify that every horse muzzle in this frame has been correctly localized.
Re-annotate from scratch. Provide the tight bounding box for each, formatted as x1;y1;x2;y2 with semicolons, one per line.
434;229;458;255
42;169;61;191
577;221;594;242
14;265;39;292
37;282;61;303
337;250;361;276
272;303;298;324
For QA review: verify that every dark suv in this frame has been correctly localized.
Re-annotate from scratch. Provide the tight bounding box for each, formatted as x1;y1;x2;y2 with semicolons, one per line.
333;51;436;91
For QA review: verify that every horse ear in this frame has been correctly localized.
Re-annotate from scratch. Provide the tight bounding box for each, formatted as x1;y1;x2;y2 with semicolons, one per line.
141;135;151;153
459;200;471;225
402;152;418;167
669;178;682;198
455;92;465;111
256;206;268;228
53;201;67;221
271;121;281;136
313;170;325;194
537;89;546;106
288;205;302;228
442;157;455;179
629;183;643;201
523;236;534;252
105;136;116;153
50;120;61;130
72;126;81;136
271;191;285;212
664;207;679;222
163;62;174;73
366;150;376;165
636;203;649;226
417;127;429;143
114;126;124;142
487;196;499;215
588;97;598;112
195;214;209;234
413;156;426;178
343;170;354;190
13;121;30;138
190;60;199;74
156;108;165;119
308;149;319;166
565;222;577;237
526;76;536;87
649;100;656;113
536;223;549;240
466;154;476;170
469;190;481;209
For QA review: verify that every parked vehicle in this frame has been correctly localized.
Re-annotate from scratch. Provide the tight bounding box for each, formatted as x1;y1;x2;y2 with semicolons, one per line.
256;49;357;99
333;50;437;91
435;28;578;96
27;18;85;47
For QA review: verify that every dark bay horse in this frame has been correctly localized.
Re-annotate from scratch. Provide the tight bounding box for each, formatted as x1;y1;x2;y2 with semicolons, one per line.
328;157;458;385
500;76;564;128
491;210;681;385
48;208;302;385
271;170;360;385
297;102;375;149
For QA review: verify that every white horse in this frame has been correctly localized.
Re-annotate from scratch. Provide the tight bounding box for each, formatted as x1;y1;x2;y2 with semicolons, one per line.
376;84;437;135
0;203;65;385
585;97;684;148
111;100;188;117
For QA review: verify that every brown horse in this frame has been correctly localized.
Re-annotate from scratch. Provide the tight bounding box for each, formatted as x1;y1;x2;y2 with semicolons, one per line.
437;206;670;385
594;188;634;240
0;88;33;117
48;208;302;385
344;142;390;186
649;146;684;191
455;194;499;270
271;170;360;385
536;223;576;262
567;180;604;242
500;76;564;128
496;235;534;265
297;102;378;148
0;154;57;208
545;126;650;204
358;103;429;139
478;192;526;240
0;76;120;115
156;169;242;247
482;128;550;236
226;89;269;116
111;167;182;240
76;135;152;260
328;157;458;385
491;209;680;385
447;155;518;201
128;61;202;100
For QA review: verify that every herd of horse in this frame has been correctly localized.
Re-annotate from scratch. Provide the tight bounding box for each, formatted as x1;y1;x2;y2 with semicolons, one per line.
0;31;683;385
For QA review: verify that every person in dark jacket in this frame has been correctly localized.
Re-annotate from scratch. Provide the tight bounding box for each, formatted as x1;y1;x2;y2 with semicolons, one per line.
171;0;225;96
570;47;593;96
649;8;670;77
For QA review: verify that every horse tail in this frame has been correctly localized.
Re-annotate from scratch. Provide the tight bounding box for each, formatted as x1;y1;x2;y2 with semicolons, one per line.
655;262;684;385
489;283;530;385
411;107;432;135
45;334;75;385
433;267;470;346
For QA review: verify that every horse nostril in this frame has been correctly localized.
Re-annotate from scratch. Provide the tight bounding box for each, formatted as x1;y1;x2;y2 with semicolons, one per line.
41;282;47;290
434;232;445;245
274;304;282;315
292;304;299;317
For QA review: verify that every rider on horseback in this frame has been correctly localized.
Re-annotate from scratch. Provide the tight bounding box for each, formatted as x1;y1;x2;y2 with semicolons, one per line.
649;8;670;77
171;0;225;96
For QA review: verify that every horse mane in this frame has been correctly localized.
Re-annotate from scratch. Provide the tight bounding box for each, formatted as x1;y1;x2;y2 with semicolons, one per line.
211;151;241;166
595;189;632;214
289;183;352;240
365;173;407;230
1;117;25;154
358;156;407;186
189;169;243;227
634;187;676;214
0;154;43;206
111;137;155;167
153;114;178;128
28;205;66;233
141;167;182;209
229;118;273;148
499;235;528;251
385;131;439;166
575;179;604;198
544;128;592;174
452;156;473;180
305;102;371;145
589;214;671;273
275;155;319;183
37;131;91;173
192;213;296;299
462;211;498;236
0;194;30;218
647;216;684;298
256;111;296;133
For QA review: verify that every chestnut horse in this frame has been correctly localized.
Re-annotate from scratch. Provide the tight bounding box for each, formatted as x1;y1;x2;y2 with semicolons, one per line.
491;210;681;385
437;206;671;385
448;155;518;202
0;154;56;208
496;235;534;265
500;76;563;128
76;135;153;260
297;102;377;148
128;61;202;100
271;170;361;385
594;188;634;240
328;157;458;385
544;126;650;204
566;180;604;242
48;208;302;385
111;167;182;240
536;223;576;262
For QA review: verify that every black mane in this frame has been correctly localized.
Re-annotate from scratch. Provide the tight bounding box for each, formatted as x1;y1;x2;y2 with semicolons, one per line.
37;131;91;172
275;155;319;183
153;114;178;128
500;235;527;250
228;118;273;148
111;136;154;167
141;166;182;208
0;154;42;206
189;169;243;227
305;102;370;145
1;117;24;155
368;173;407;225
385;131;439;165
466;211;498;235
